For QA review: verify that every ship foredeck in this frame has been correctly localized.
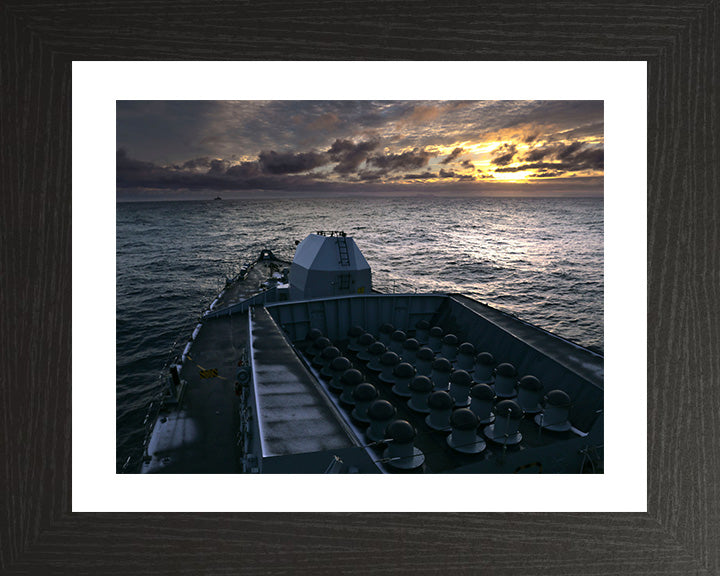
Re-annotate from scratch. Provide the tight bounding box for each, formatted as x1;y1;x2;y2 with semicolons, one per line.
260;293;603;473
142;290;603;474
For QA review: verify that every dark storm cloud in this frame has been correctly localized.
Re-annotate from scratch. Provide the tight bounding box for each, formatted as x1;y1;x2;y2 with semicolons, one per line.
439;169;475;180
523;147;551;162
570;147;604;170
494;147;603;175
355;170;385;181
118;149;319;191
327;138;379;174
120;145;440;192
257;150;328;175
403;171;436;180
491;143;518;166
225;161;262;179
555;141;585;159
441;147;464;164
461;160;475;170
180;157;212;170
117;149;182;185
495;162;568;173
120;143;442;192
117;149;232;189
523;142;586;162
521;143;577;162
117;148;155;173
208;159;231;175
520;141;604;171
367;148;436;173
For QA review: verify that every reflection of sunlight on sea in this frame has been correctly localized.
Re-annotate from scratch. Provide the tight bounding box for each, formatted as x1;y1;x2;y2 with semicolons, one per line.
116;195;603;471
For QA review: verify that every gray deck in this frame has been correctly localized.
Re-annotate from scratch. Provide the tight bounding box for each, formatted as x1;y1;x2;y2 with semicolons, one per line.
450;295;604;387
250;306;357;458
141;312;247;473
141;255;296;473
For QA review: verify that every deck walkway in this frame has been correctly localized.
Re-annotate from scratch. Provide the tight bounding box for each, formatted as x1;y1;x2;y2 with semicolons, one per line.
250;306;357;458
142;312;247;473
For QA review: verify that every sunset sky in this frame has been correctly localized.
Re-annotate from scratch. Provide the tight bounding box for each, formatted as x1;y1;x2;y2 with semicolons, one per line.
116;100;603;199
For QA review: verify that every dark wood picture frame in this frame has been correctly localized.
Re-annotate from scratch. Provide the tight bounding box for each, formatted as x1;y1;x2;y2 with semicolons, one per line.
2;2;718;574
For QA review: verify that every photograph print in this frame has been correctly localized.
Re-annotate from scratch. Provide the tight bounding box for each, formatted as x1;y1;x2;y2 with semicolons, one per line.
116;100;604;474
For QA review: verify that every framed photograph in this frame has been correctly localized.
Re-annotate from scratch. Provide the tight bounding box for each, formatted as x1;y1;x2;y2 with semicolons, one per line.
2;2;718;573
98;65;627;509
109;93;611;486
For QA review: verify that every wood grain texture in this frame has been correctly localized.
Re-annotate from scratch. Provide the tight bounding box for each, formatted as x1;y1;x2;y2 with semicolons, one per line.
1;1;718;574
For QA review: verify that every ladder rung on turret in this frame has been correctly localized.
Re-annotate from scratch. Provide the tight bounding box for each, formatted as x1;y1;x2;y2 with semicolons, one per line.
337;236;350;266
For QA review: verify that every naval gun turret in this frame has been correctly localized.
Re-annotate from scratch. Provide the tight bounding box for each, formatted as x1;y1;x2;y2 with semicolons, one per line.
289;231;371;300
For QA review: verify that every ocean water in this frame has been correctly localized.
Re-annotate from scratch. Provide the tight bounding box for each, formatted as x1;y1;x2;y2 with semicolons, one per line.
116;196;603;472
